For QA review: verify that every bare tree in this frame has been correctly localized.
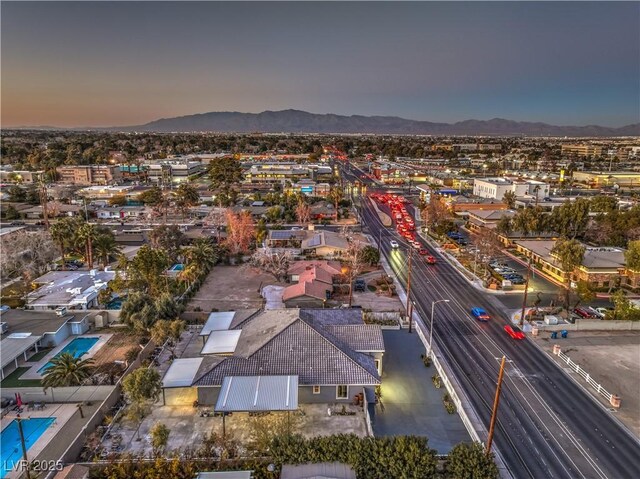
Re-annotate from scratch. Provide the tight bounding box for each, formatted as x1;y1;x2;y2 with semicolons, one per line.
295;200;311;225
250;248;292;281
344;240;367;307
225;210;255;255
0;230;58;282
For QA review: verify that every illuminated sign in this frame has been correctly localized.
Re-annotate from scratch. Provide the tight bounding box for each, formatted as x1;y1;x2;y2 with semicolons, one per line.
300;187;314;193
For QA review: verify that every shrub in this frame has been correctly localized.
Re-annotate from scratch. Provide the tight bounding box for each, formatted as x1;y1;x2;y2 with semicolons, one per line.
432;374;441;388
447;442;499;479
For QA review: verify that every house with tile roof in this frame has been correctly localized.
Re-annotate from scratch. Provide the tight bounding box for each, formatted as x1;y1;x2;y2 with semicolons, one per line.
170;309;384;407
282;260;343;308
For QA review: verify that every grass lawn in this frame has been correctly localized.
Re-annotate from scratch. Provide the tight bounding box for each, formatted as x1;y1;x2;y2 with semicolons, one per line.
26;348;52;362
0;367;42;388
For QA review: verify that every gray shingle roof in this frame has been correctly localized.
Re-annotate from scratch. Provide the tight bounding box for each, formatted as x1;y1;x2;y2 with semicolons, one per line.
325;325;385;352
299;308;363;325
193;311;381;386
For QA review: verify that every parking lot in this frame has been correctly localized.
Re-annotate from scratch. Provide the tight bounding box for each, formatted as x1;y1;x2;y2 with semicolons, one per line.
533;331;640;438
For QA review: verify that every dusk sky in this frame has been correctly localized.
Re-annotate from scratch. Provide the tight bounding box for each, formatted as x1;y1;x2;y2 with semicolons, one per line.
2;1;639;128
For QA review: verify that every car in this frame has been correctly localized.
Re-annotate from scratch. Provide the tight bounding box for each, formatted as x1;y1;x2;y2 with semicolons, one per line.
425;255;436;265
447;231;462;239
586;307;604;319
389;240;399;249
573;307;592;319
471;307;490;322
418;248;429;255
595;307;611;317
0;305;10;313
509;278;526;285
354;279;366;292
504;325;525;340
411;241;421;249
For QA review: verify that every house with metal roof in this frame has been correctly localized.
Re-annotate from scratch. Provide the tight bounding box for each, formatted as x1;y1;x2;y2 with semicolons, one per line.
161;309;384;408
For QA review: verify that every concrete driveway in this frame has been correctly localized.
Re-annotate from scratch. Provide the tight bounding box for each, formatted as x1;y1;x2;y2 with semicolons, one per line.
373;329;469;453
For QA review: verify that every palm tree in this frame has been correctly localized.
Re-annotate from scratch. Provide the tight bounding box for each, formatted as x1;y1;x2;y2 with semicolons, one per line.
41;352;95;388
93;233;122;267
77;222;97;267
184;238;218;273
49;218;76;270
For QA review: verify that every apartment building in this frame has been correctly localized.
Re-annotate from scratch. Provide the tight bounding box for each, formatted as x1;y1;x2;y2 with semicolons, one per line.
243;162;316;187
56;165;122;186
572;171;640;188
561;144;604;157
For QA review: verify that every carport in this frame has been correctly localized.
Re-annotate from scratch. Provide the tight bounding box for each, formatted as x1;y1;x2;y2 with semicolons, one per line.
161;357;203;405
1;333;41;379
215;375;299;436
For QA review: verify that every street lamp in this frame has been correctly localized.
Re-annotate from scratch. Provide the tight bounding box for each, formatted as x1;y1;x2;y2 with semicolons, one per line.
429;299;450;357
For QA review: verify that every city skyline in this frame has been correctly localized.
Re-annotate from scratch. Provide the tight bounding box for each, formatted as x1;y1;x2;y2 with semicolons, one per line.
2;1;639;128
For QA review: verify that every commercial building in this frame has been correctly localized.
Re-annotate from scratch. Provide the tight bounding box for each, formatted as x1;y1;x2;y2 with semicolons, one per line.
56;165;122;185
0;169;44;184
561;144;604;157
473;178;549;201
572;171;640;188
146;159;205;184
514;240;627;288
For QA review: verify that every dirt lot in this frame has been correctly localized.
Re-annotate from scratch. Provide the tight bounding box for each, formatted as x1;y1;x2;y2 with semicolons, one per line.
533;331;640;438
187;264;282;312
90;332;143;366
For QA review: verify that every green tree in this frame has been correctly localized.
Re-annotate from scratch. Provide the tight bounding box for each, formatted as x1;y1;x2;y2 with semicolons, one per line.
496;215;513;235
624;241;640;272
149;225;185;262
447;442;499;479
108;194;127;207
174;182;200;218
138;186;170;223
150;422;170;456
77;222;97;267
609;289;640;321
150;319;186;357
552;239;586;310
4;205;20;220
183;237;219;273
590;195;618;213
209;157;243;202
7;185;26;202
574;280;596;308
328;186;343;219
123;368;162;440
93;231;121;267
41;352;94;388
360;245;381;266
551;198;590;239
120;291;156;331
49;217;80;270
127;245;171;294
502;190;516;209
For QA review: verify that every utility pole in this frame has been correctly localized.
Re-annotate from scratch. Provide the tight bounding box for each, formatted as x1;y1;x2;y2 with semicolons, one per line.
40;181;49;230
486;356;507;455
519;259;532;328
407;249;413;333
16;415;32;479
377;228;382;255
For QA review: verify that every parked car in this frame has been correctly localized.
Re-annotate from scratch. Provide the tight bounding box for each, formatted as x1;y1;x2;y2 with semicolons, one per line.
573;307;593;319
389;240;399;249
586;307;604;319
504;325;525;340
595;307;611;317
471;307;490;322
353;278;366;292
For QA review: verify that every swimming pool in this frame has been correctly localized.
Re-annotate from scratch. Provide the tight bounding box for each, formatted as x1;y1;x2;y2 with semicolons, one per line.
170;263;184;272
38;337;100;373
1;417;55;478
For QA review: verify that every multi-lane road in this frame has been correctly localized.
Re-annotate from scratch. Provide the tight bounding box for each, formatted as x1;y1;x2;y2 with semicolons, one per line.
338;161;640;479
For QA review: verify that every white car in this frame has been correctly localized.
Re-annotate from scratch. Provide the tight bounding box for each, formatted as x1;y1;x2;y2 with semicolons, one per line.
390;240;399;249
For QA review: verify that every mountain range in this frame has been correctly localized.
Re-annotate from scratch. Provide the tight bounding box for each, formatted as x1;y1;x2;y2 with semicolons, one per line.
115;109;640;137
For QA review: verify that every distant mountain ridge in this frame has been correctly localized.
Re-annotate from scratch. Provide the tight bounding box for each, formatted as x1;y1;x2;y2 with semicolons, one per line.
115;110;639;136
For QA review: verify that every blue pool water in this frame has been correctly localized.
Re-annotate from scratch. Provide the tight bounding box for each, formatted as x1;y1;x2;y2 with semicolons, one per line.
170;263;184;272
1;417;55;478
38;337;99;373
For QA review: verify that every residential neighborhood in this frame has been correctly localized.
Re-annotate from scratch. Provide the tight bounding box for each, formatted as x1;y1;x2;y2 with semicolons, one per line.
1;2;640;479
